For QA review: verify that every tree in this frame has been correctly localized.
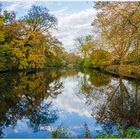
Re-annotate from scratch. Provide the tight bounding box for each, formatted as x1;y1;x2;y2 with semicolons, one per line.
0;15;13;71
92;2;140;65
75;35;95;58
23;5;57;32
0;5;61;71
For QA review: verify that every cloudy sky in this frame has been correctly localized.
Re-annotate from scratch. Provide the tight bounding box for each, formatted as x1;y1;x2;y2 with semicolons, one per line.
2;1;97;52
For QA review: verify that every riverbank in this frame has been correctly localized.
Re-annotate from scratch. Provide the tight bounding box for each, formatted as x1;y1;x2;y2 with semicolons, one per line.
104;65;140;80
79;64;140;80
1;64;140;80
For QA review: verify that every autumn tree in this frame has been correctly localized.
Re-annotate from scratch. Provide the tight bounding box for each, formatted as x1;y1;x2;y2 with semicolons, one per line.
92;2;140;65
0;5;61;71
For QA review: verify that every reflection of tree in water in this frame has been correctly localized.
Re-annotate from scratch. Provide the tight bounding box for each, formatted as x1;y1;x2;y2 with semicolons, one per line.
89;71;111;87
80;68;111;89
47;80;63;99
80;69;140;133
80;74;93;95
28;103;58;131
62;68;78;78
93;77;140;132
80;69;111;105
80;69;111;96
0;70;63;137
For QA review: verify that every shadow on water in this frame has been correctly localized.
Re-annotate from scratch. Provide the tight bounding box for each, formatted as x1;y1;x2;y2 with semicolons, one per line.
0;68;140;138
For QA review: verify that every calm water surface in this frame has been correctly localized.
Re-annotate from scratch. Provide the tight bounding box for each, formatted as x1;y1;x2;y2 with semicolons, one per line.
0;68;140;138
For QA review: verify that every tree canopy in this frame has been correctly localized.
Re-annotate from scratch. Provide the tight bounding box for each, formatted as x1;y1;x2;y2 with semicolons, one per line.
0;4;72;71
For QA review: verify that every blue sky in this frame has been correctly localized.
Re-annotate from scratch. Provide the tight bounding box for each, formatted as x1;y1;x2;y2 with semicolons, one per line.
1;1;97;51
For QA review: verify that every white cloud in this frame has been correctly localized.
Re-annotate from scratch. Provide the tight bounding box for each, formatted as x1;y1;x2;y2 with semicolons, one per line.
3;1;36;12
52;8;97;51
4;2;20;11
50;6;69;16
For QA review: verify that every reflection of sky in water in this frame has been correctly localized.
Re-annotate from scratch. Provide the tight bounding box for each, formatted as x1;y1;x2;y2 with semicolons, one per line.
4;119;51;138
3;74;117;138
46;76;103;137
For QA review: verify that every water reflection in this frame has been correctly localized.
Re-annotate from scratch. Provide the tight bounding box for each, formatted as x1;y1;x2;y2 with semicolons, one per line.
80;69;140;133
95;77;140;129
80;68;111;88
0;70;64;137
0;68;139;138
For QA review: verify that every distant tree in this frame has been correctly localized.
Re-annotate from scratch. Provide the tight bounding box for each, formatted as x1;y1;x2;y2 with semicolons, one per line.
0;16;5;43
75;35;95;58
65;52;80;65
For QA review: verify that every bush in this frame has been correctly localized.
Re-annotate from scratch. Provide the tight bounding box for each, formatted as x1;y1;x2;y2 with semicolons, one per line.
51;125;69;138
95;128;140;138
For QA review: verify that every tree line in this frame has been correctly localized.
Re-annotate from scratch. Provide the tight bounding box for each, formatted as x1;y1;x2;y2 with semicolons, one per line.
0;3;79;72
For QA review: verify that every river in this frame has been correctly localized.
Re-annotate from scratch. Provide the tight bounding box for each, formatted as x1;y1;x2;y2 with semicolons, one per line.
0;68;139;138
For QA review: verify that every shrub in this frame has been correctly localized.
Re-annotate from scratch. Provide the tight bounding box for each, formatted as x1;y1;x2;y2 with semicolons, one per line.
95;128;140;138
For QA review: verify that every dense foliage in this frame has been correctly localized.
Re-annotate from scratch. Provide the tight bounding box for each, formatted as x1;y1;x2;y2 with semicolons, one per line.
0;4;79;72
